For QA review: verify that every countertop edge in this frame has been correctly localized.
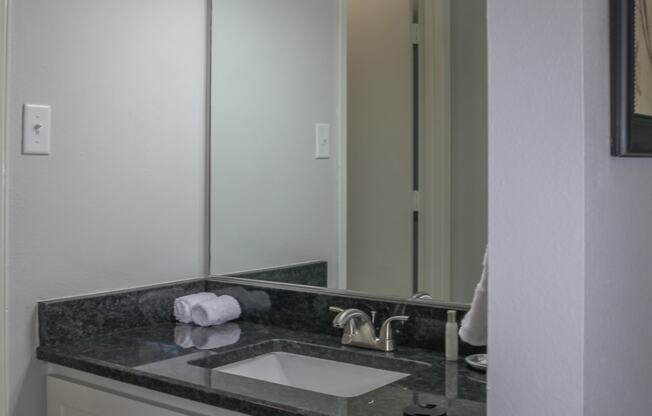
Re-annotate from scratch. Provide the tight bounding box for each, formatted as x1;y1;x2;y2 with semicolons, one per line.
37;347;319;416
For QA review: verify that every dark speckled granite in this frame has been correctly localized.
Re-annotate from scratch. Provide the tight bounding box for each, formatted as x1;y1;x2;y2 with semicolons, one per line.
38;278;487;415
37;321;486;416
206;278;485;356
39;277;485;356
224;262;328;287
38;279;205;346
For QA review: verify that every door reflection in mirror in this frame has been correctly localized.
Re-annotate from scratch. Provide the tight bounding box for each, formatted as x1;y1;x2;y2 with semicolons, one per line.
209;0;487;304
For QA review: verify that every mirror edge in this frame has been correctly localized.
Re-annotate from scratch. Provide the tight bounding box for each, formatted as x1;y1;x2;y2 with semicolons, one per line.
208;275;471;310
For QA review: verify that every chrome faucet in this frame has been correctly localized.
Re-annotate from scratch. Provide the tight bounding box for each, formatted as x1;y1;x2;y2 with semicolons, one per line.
329;307;409;352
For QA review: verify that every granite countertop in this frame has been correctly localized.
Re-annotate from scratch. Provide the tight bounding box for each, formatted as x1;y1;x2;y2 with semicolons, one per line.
37;320;486;416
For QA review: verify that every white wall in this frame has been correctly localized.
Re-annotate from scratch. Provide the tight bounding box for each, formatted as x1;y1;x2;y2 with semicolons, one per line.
5;1;208;415
489;0;652;415
450;0;488;302
583;1;652;415
209;0;340;287
487;0;586;415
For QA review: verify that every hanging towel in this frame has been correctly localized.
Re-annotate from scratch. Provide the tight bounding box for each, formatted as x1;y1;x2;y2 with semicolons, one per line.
459;248;488;346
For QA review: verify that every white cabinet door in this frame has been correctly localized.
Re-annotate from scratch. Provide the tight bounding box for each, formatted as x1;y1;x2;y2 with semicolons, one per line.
47;376;237;416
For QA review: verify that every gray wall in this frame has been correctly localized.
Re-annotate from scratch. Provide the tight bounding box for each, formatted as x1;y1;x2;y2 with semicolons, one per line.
210;0;340;288
487;0;586;414
450;0;488;302
6;1;208;415
583;1;652;415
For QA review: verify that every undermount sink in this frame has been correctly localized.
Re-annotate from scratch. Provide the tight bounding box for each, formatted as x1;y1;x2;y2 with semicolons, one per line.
212;351;410;398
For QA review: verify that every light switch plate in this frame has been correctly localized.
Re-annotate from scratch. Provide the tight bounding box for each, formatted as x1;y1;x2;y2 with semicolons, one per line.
23;104;51;155
315;123;330;159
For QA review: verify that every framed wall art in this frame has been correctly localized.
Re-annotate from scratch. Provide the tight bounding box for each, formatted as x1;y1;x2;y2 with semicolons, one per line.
612;0;652;156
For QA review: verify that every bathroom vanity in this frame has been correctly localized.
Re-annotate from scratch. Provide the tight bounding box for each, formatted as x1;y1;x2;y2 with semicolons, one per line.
36;0;488;414
37;279;486;416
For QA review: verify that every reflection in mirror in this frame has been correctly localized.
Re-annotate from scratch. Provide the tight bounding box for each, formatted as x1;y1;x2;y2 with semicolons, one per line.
209;0;487;304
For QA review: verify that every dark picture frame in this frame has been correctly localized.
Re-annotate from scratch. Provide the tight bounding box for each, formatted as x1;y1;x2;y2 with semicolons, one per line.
612;0;652;156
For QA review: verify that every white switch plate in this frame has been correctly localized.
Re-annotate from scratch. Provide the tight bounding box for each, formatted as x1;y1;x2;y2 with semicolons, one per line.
23;104;51;155
315;123;330;159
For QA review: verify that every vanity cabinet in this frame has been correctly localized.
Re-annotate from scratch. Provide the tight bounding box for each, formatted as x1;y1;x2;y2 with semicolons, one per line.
47;377;191;416
46;366;248;416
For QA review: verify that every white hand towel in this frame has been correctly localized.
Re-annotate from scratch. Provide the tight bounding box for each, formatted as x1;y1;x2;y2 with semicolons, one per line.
191;295;241;327
174;292;217;324
459;249;488;346
174;324;195;348
191;323;241;350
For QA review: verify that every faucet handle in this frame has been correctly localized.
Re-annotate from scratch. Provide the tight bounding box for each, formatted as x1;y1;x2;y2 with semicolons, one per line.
329;306;344;314
379;315;409;340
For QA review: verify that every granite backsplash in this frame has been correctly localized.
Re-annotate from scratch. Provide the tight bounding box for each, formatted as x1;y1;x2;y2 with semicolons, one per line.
38;277;485;356
206;278;484;355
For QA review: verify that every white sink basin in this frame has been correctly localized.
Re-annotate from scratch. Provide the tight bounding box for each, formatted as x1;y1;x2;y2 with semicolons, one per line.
213;352;410;398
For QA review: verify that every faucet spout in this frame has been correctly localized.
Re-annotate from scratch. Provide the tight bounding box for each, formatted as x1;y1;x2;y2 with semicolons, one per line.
328;306;410;352
332;308;373;329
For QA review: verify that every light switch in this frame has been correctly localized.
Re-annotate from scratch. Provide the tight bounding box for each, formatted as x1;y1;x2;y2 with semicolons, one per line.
23;104;51;155
315;123;330;159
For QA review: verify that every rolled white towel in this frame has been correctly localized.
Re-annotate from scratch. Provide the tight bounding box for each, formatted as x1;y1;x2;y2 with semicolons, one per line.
174;324;195;348
191;295;241;327
459;249;488;346
191;323;241;350
174;292;217;324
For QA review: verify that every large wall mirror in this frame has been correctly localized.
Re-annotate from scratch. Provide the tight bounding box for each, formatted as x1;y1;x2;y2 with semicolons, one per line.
209;0;487;304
